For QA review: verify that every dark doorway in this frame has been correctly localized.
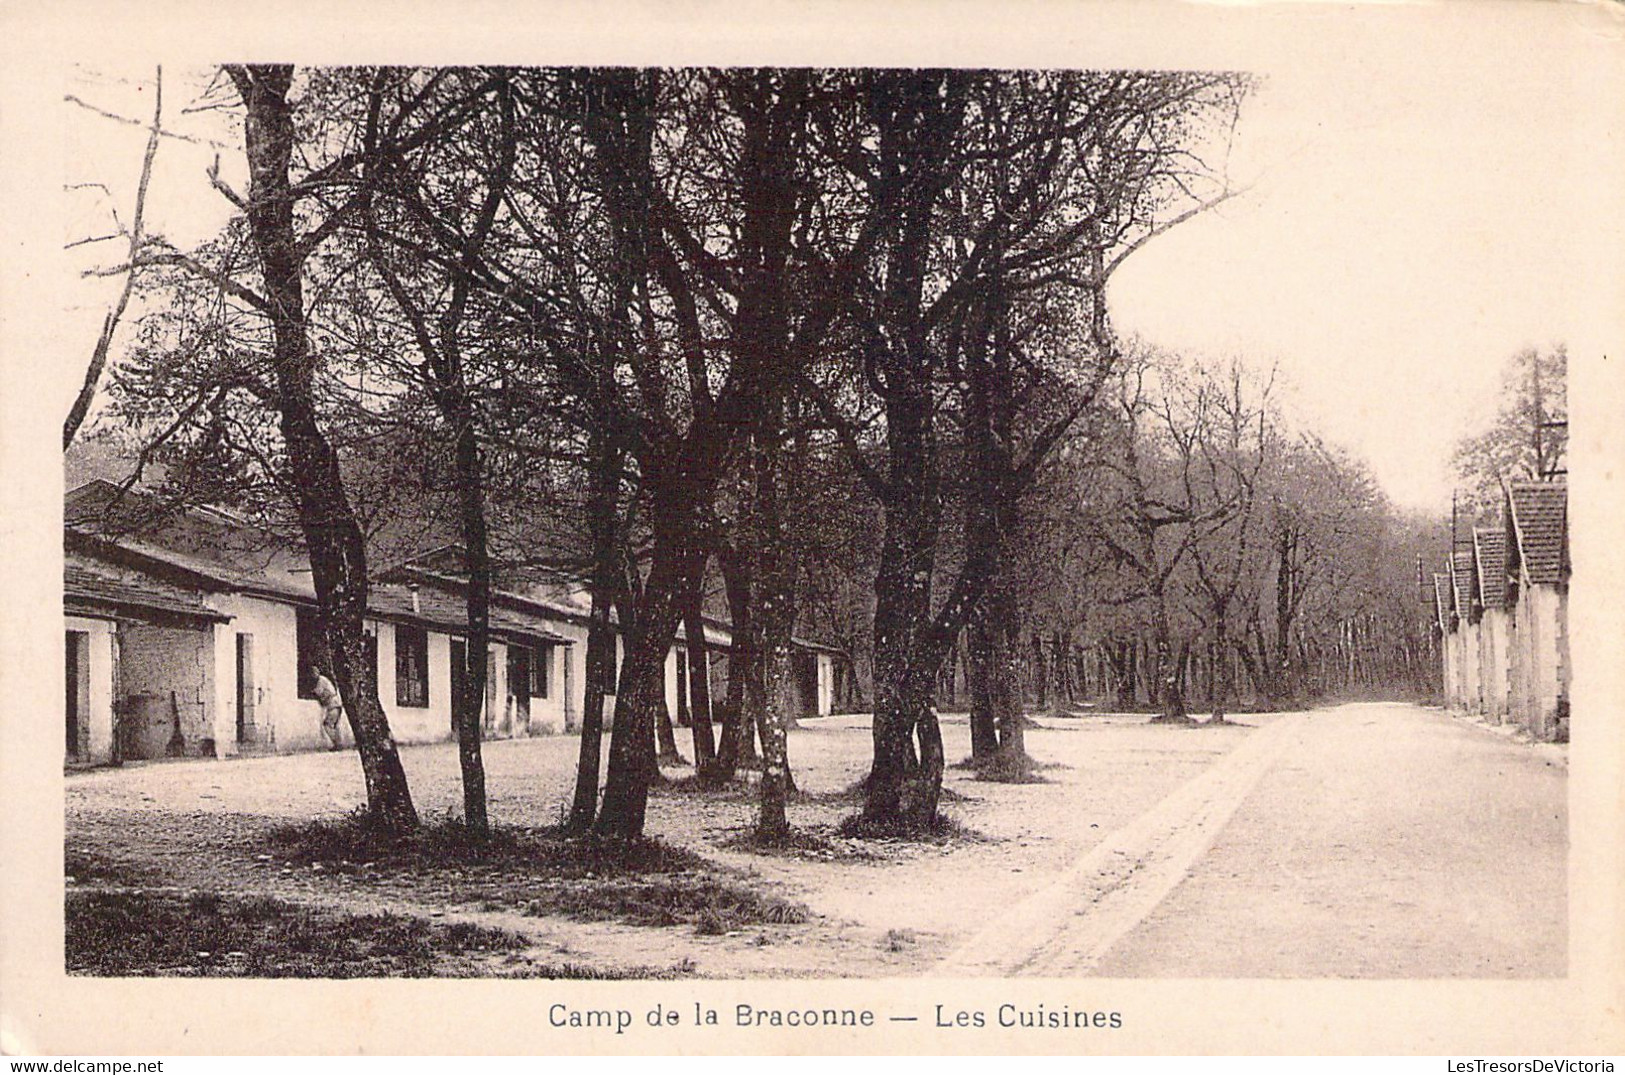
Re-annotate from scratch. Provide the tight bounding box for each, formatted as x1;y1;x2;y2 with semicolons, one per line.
235;633;255;744
507;646;531;728
65;630;86;759
450;640;467;731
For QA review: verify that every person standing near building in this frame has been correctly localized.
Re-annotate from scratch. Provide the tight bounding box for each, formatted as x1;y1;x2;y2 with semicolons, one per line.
311;665;344;750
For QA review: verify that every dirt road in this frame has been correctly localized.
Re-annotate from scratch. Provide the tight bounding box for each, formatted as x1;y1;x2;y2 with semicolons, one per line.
66;702;1563;978
65;712;1256;977
940;702;1566;978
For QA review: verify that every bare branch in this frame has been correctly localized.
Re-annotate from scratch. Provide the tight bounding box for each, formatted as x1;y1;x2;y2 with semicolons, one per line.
65;66;164;450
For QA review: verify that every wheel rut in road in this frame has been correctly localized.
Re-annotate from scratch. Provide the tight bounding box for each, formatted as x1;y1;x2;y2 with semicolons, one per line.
934;712;1307;977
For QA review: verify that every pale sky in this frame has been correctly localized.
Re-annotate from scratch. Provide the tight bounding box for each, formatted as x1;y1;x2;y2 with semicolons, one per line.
56;10;1624;515
1108;14;1618;512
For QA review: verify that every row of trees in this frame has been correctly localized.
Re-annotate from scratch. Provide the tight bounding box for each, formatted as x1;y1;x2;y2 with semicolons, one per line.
825;345;1443;729
74;64;1273;842
1018;348;1442;720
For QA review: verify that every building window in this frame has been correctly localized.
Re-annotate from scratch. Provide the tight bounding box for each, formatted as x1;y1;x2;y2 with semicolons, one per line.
296;606;322;698
396;624;429;708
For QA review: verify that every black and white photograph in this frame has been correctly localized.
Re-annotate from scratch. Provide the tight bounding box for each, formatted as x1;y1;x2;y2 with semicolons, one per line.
3;0;1623;1058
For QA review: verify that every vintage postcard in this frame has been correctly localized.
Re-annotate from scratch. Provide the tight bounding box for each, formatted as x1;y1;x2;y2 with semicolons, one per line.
2;0;1622;1057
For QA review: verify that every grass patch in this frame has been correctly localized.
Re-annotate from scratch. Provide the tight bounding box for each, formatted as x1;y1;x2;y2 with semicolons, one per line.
716;826;879;862
835;810;986;844
67;887;701;978
265;811;710;878
881;928;917;953
65;850;164;887
1147;712;1203;726
531;876;808;933
950;753;1067;780
67;888;531;978
506;958;698;979
262;811;807;934
813;774;976;807
653;773;759;801
1194;715;1254;728
969;753;1051;784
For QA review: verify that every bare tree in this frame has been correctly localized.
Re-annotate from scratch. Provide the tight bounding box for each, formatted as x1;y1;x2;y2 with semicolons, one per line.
221;65;419;830
65;67;163;449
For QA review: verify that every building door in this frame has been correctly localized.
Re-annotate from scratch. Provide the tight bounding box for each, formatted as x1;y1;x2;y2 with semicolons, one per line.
450;640;467;731
235;633;256;744
65;630;86;760
507;646;531;728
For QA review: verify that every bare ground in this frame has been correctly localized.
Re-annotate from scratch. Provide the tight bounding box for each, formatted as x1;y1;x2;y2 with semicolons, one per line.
65;711;1256;978
1090;703;1567;977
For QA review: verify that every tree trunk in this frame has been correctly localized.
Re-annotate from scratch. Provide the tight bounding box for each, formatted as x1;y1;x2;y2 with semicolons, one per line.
565;350;627;829
1149;604;1191;723
751;431;799;837
592;470;712;839
683;586;717;770
1054;629;1071;707
1211;617;1233;720
711;544;756;780
655;693;687;766
864;372;943;828
989;570;1027;772
567;590;616;833
1031;630;1048;711
228;65;416;832
592;539;696;839
966;608;1000;763
450;412;490;838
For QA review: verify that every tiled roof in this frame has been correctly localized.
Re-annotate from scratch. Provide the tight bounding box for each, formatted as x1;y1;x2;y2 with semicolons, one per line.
67;481;315;603
1473;527;1508;611
369;581;571;645
1450;548;1478;619
65;483;837;654
1433;573;1453;632
381;557;599;625
1508;482;1568;587
65;549;230;623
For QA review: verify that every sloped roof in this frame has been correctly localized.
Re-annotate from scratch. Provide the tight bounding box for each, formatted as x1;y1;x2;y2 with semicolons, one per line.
370;580;570;645
384;561;598;626
67;481;315;603
67;486;562;641
1450;548;1478;619
65;548;230;624
1473;527;1508;611
386;549;841;655
1433;573;1453;632
1508;481;1568;587
66;484;843;655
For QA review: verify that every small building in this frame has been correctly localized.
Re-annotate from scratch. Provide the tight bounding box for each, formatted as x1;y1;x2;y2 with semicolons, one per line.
1472;526;1511;722
383;547;839;728
1504;481;1569;741
64;482;840;767
1449;545;1481;712
65;540;233;765
64;483;572;765
1433;571;1465;709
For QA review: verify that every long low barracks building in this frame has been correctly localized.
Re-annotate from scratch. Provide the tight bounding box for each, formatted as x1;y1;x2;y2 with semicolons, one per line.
63;480;837;767
1431;479;1569;741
